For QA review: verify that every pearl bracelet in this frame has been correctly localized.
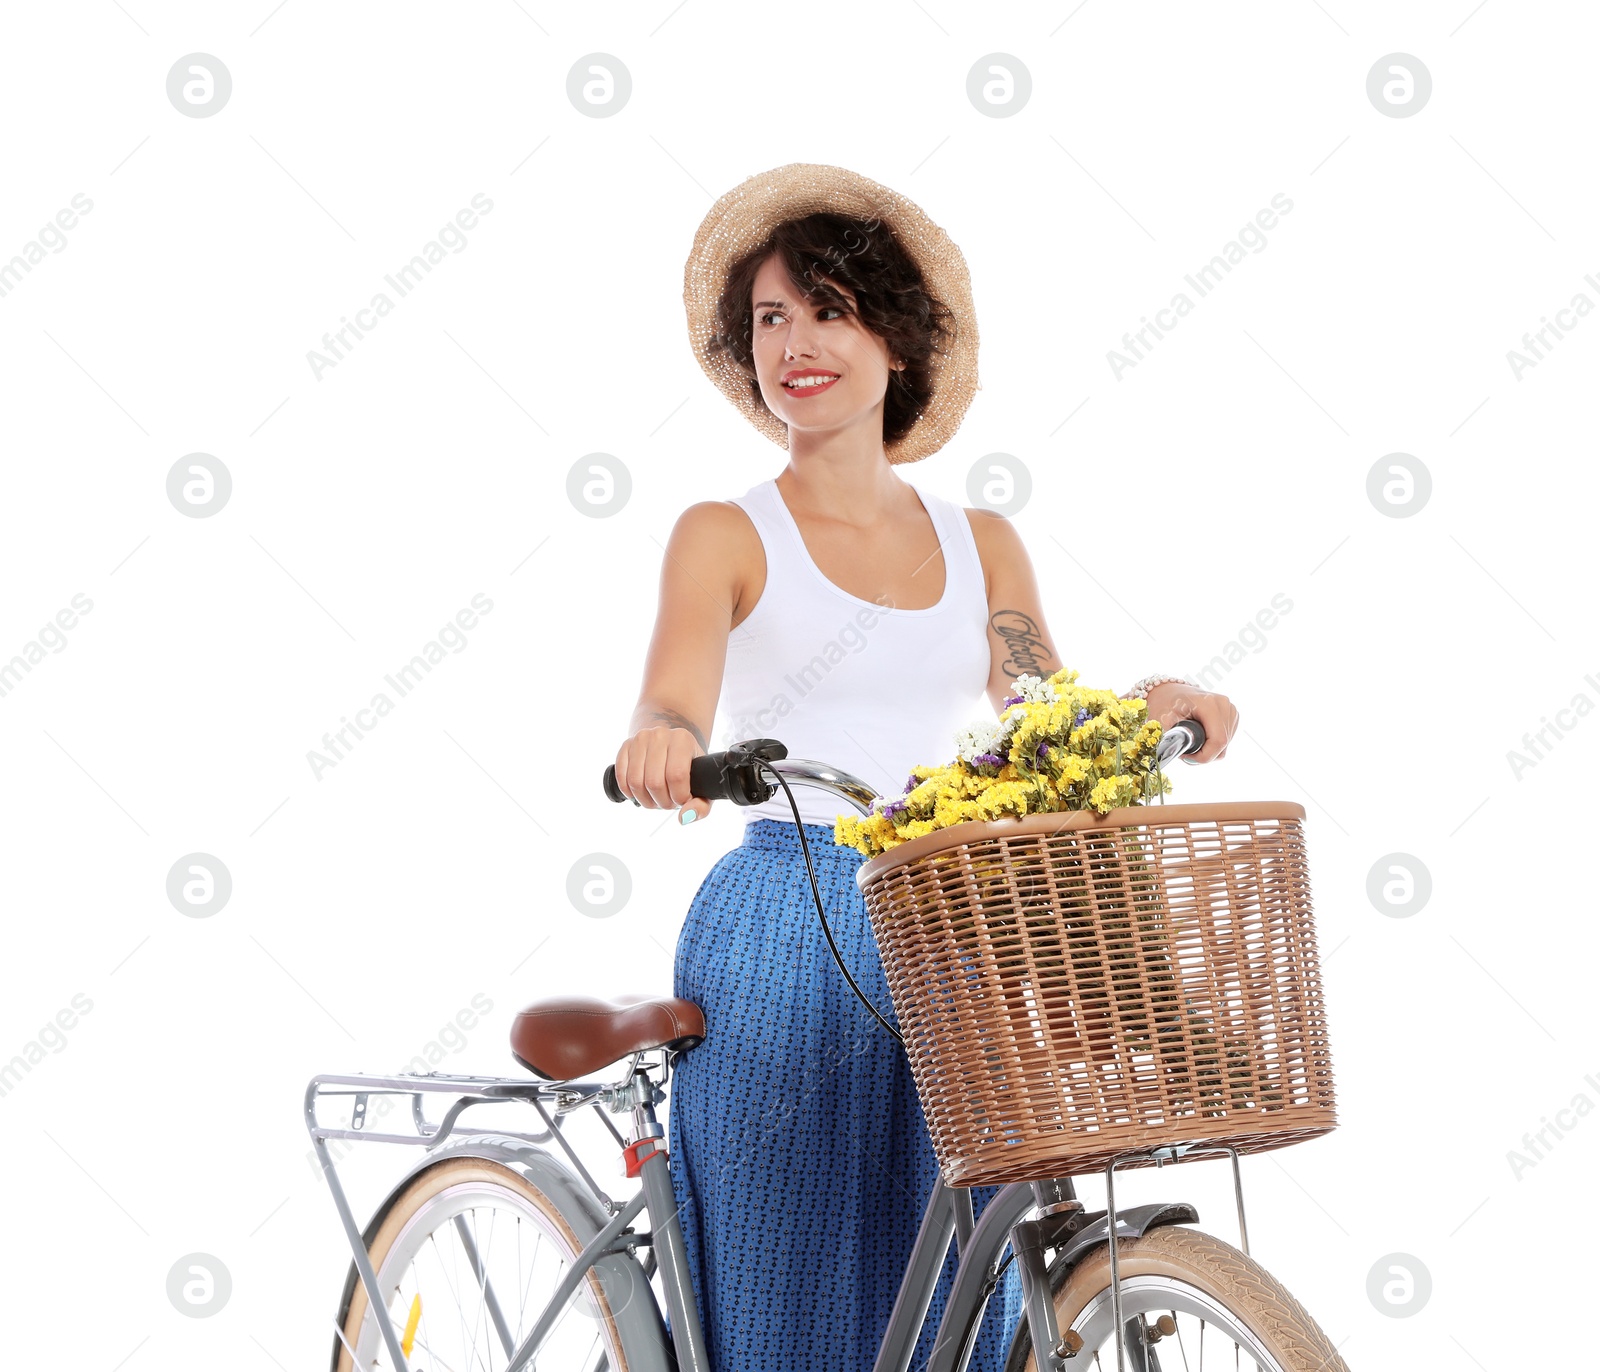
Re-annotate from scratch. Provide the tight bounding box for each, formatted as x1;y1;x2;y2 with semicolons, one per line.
1121;674;1200;701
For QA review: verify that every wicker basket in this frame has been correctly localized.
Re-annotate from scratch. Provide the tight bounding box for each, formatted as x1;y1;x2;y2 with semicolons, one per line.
855;802;1336;1187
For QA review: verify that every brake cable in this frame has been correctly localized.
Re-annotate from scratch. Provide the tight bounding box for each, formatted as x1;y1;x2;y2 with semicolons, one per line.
747;757;906;1045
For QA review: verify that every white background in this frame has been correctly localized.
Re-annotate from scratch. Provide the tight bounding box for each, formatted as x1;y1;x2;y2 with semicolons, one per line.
1;1;1595;1367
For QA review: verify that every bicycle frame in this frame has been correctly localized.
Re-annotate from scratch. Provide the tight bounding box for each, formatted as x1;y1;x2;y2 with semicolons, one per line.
306;1057;1215;1372
310;731;1247;1369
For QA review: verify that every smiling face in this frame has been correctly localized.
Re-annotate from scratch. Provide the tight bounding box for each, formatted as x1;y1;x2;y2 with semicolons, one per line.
748;252;902;447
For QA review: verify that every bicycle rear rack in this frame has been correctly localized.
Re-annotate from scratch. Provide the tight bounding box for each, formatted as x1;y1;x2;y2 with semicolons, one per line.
305;1059;660;1372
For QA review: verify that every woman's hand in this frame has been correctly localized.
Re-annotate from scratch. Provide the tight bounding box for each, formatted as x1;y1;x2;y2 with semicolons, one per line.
613;725;714;824
1143;683;1238;763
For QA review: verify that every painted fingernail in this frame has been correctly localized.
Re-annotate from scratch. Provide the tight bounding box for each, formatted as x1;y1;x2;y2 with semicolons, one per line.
679;809;697;825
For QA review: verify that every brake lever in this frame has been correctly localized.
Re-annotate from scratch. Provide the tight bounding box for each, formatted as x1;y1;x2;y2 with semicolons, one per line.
721;737;789;805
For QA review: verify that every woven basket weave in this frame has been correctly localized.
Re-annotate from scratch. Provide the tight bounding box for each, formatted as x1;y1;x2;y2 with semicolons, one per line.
855;802;1337;1186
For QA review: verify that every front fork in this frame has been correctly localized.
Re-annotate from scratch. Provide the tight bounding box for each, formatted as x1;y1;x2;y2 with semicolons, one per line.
1009;1176;1173;1372
1011;1177;1087;1372
626;1067;713;1372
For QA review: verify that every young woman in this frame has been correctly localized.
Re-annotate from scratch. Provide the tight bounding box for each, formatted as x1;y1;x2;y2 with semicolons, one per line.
611;164;1239;1371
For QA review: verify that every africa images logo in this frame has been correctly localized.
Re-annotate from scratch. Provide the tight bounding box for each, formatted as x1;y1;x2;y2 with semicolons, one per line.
1106;195;1295;379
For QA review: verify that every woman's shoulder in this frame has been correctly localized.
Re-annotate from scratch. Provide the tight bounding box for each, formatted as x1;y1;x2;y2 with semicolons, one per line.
947;497;1008;547
950;497;1012;534
953;503;1023;604
666;498;765;570
658;500;766;626
673;492;765;531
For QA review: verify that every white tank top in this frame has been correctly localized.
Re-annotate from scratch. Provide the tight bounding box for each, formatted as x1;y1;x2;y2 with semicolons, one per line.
712;477;992;828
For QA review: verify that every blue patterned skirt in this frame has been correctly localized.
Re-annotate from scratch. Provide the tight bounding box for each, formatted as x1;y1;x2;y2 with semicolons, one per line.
667;818;1024;1370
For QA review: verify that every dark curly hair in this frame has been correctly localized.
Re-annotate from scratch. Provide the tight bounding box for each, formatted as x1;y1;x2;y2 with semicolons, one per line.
708;211;955;447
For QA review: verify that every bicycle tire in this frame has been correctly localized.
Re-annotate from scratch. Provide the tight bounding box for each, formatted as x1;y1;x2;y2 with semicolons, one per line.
335;1155;632;1372
1006;1225;1348;1372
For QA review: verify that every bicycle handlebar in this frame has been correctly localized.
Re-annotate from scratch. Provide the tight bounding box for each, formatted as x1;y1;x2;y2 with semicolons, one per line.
599;718;1208;1046
600;718;1208;812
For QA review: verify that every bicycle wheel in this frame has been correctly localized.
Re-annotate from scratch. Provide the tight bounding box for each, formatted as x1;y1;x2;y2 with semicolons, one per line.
335;1156;632;1371
1007;1226;1348;1372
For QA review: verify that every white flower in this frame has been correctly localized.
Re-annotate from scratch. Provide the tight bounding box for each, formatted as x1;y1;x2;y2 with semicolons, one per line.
953;720;1010;764
1007;673;1059;705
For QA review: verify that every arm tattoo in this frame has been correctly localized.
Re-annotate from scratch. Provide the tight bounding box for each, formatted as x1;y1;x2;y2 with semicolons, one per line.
646;707;708;752
989;609;1055;680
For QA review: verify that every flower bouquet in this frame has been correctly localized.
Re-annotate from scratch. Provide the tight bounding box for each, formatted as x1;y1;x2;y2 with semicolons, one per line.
840;668;1265;1123
833;666;1167;859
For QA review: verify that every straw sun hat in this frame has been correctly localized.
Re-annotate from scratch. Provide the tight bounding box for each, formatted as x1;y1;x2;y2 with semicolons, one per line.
682;162;979;465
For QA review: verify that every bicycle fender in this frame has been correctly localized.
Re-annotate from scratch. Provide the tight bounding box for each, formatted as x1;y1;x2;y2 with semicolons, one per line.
999;1202;1202;1372
340;1131;675;1372
1053;1201;1200;1272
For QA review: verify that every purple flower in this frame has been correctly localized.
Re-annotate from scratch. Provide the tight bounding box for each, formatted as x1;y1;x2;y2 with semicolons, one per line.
974;752;1004;767
1002;694;1024;707
902;774;918;794
1036;740;1049;758
1073;708;1091;728
882;798;911;818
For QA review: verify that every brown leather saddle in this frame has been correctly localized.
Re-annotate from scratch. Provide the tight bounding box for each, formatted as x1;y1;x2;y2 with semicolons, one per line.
510;993;706;1080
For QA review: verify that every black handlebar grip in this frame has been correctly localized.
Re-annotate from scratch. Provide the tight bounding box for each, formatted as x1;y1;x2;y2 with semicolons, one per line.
601;763;627;803
601;749;746;804
689;752;736;801
604;738;789;806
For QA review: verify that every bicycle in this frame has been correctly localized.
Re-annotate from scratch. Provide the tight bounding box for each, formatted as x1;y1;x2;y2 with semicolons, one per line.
307;722;1349;1371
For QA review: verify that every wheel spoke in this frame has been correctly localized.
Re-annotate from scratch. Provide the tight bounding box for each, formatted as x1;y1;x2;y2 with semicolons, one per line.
410;1328;471;1372
431;1224;490;1370
518;1227;544;1342
1086;1310;1280;1372
438;1223;470;1366
417;1297;449;1372
454;1206;516;1358
515;1215;524;1344
467;1207;488;1358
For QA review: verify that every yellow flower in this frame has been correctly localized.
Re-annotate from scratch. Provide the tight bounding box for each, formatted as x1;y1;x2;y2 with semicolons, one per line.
829;668;1181;856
